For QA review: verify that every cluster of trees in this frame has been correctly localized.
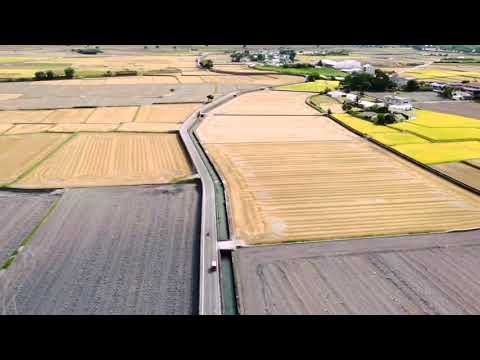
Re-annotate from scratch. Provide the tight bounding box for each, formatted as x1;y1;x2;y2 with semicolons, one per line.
279;49;296;62
72;47;103;55
230;51;265;63
341;69;395;92
35;67;75;81
199;59;213;69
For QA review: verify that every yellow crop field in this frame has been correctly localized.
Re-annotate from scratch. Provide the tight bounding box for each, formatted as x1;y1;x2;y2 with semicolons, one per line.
0;133;71;185
207;141;480;245
116;123;180;132
393;142;480;165
411;110;480;128
5;124;53;135
13;133;194;188
0;110;53;124
86;106;138;124
274;80;339;93
48;123;119;133
135;104;203;123
333;113;399;135
402;69;480;82
211;91;319;115
368;132;428;146
389;122;480;142
309;94;344;113
43;108;95;124
198;115;356;144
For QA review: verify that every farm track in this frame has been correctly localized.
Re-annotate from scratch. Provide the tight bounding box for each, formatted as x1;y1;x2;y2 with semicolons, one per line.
0;184;201;315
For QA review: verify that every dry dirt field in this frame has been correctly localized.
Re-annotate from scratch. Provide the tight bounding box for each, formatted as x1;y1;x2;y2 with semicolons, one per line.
5;124;53;135
233;230;480;314
211;90;318;115
43;108;95;124
431;162;480;191
116;122;180;133
48;123;119;133
0;191;59;267
198;115;357;144
466;159;480;168
86;106;138;124
199;91;480;245
13;133;194;189
0;124;13;134
135;104;203;123
0;133;71;185
0;184;201;315
0;110;53;124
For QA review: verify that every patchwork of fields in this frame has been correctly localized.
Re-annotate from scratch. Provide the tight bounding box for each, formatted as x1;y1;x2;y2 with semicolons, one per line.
198;91;480;245
274;80;339;93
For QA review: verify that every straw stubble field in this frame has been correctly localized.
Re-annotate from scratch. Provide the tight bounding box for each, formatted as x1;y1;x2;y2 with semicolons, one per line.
13;133;194;189
199;91;480;245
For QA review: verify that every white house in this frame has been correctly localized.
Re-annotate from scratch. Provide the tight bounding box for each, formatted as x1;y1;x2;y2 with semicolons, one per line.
346;94;358;103
359;100;384;109
363;64;375;75
452;91;474;100
327;90;347;99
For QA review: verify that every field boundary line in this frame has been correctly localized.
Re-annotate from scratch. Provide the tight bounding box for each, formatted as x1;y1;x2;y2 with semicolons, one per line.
6;133;77;188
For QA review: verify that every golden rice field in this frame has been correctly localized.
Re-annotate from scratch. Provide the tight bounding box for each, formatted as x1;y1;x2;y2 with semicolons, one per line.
393;142;480;165
274;80;339;93
309;94;344;113
407;110;480;129
0;133;71;185
402;69;480;82
389;122;480;142
13;133;194;189
368;131;429;146
333;113;400;135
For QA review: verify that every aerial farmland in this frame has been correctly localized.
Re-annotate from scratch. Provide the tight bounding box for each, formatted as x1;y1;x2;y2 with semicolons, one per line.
2;45;480;316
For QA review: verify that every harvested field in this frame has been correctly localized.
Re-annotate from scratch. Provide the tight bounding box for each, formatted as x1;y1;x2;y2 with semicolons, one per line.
211;90;319;116
0;191;59;267
416;101;480;120
431;162;480;190
393;142;480;165
206;141;480;245
233;231;480;314
389;122;480;142
0;123;13;134
86;106;138;124
177;76;205;84
13;133;194;189
0;133;71;185
309;95;343;113
0;184;201;315
465;159;480;169
48;123;119;133
0;110;52;124
0;94;22;101
117;122;180;133
198;115;357;144
4;124;53;135
135;103;203;123
274;80;339;93
42;108;95;124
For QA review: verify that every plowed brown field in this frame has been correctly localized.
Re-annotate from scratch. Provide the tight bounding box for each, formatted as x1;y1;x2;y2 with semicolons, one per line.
117;122;180;132
13;133;194;188
42;108;95;124
135;104;203;123
0;133;71;185
0;110;53;124
86;106;138;124
5;124;53;134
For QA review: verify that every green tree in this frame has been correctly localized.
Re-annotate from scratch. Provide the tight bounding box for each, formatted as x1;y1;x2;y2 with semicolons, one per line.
405;79;420;91
34;71;46;80
64;67;75;79
200;59;213;69
46;70;55;80
441;87;454;99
